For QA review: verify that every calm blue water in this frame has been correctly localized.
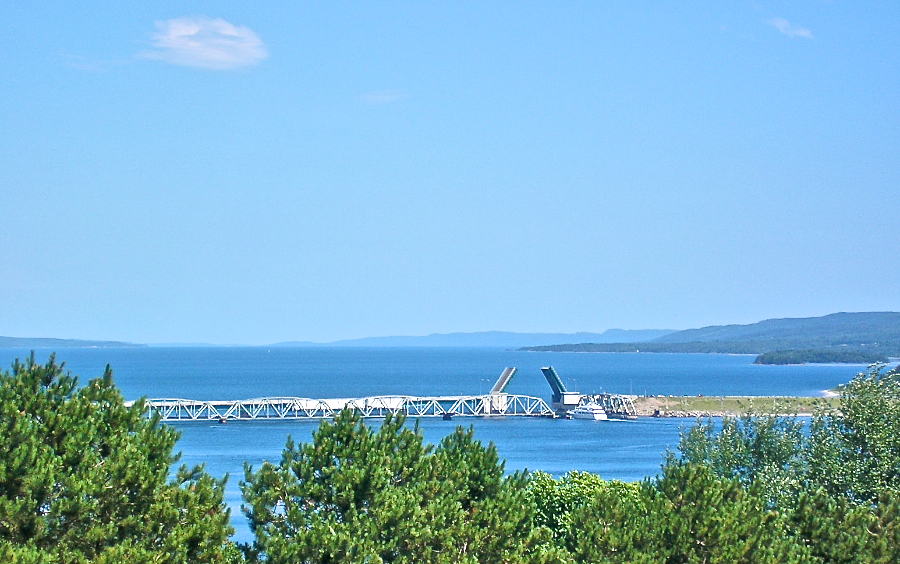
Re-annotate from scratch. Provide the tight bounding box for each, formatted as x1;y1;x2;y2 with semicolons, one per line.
0;347;880;542
0;347;871;399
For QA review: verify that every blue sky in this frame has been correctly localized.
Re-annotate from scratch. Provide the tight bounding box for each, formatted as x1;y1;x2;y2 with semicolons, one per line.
1;2;898;344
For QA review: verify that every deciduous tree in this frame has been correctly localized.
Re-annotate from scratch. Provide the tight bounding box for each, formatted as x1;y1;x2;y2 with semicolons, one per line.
567;463;805;564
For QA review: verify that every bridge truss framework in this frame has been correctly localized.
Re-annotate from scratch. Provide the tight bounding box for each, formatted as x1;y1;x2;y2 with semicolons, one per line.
141;393;555;422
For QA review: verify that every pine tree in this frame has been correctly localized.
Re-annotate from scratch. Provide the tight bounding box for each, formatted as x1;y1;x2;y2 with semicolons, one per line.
242;410;541;564
0;353;236;563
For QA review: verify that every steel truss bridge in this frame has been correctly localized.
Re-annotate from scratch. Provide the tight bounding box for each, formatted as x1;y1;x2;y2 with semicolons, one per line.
138;366;637;422
579;393;637;419
142;393;555;422
540;367;637;419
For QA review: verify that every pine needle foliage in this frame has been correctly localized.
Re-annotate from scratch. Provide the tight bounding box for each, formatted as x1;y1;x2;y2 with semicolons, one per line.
0;353;236;563
241;410;542;564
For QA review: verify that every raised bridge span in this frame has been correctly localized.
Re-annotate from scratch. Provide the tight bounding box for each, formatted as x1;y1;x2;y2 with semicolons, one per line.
139;367;636;422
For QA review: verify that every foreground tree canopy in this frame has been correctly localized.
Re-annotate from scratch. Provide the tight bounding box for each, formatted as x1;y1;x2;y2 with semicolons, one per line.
241;410;542;564
3;354;900;563
674;364;900;564
0;354;235;563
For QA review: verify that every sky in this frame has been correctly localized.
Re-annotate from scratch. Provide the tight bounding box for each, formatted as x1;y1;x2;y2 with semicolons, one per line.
1;2;898;345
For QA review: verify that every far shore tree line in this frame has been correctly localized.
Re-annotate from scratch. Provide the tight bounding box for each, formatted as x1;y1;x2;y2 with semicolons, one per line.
2;353;900;563
523;342;892;365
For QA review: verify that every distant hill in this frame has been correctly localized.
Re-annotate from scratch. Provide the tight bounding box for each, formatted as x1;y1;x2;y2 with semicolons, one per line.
521;312;900;358
0;337;146;348
272;329;676;348
653;312;900;347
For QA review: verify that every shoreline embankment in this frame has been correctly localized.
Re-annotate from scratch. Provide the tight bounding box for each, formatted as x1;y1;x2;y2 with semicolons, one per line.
632;395;840;418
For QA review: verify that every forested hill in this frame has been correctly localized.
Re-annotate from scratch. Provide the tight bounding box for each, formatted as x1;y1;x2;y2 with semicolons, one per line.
654;312;900;345
522;312;900;358
0;337;145;348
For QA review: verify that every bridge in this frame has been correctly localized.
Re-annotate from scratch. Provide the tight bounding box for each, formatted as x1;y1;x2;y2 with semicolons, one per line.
142;393;554;421
542;366;637;419
141;368;555;421
140;366;636;422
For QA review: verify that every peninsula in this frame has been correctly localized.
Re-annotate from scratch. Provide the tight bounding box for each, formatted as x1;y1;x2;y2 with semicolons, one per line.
520;312;899;364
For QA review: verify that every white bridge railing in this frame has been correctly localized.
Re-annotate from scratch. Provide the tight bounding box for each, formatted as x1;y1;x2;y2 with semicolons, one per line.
139;393;555;421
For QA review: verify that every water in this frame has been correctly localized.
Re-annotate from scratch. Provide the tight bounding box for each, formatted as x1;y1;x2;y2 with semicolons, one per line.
0;347;869;399
0;347;878;542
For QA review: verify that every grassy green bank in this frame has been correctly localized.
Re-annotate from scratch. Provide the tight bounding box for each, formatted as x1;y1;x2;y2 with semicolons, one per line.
633;394;841;417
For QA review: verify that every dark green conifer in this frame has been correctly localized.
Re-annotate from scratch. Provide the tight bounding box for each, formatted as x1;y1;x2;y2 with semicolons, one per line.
242;409;541;564
0;353;236;563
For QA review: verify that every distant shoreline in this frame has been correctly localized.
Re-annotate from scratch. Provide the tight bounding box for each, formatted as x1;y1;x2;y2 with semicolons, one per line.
522;346;892;366
0;338;145;349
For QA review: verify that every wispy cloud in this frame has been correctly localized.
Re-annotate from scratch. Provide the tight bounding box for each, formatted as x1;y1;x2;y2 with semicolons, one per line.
141;16;268;70
358;90;410;105
769;18;814;39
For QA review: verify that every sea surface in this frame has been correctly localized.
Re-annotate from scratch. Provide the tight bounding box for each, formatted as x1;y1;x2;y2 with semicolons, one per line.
0;347;883;542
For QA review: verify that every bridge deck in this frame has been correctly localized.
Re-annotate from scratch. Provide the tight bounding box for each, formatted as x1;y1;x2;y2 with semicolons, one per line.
138;393;555;421
489;367;517;394
133;366;637;422
541;366;567;402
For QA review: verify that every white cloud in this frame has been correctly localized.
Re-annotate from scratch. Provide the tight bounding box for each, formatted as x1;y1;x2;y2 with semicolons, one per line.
358;90;410;105
141;16;268;70
769;18;814;39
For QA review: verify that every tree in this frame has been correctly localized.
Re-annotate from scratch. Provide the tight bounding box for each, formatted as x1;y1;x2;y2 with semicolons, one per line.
678;413;807;506
525;471;638;544
566;463;805;564
242;410;541;564
673;364;900;563
0;353;235;563
806;364;900;504
678;364;900;507
785;488;873;564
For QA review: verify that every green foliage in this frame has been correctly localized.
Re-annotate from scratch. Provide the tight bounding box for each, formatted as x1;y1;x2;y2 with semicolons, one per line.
672;364;900;563
678;364;900;506
525;466;801;563
565;463;804;563
786;488;871;564
754;349;889;365
778;488;900;564
239;363;900;563
865;492;900;563
678;413;806;506
0;353;235;563
525;471;638;540
242;410;541;564
806;364;900;503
